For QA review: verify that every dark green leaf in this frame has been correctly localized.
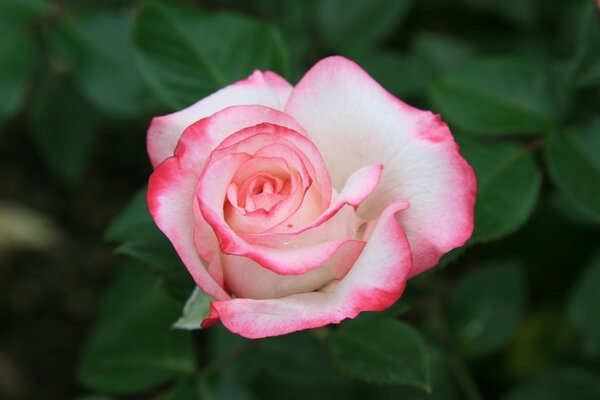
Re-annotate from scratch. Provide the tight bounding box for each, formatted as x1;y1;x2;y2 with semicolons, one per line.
317;0;414;49
545;120;600;224
459;0;538;26
343;50;426;99
133;2;289;110
567;1;600;88
51;10;149;117
0;0;49;35
430;57;557;135
28;77;98;184
325;318;430;389
258;332;340;386
450;260;525;357
162;378;207;400
0;30;36;122
413;32;476;78
106;186;194;301
365;347;460;400
460;138;542;242
77;264;195;394
503;367;600;400
568;252;600;357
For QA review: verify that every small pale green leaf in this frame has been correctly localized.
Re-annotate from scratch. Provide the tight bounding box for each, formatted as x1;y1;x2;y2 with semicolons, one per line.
77;264;195;394
430;57;556;135
460;138;542;243
133;2;288;110
545;120;600;224
450;260;525;358
28;77;98;184
326;318;430;389
317;0;414;49
568;252;600;357
503;367;600;400
173;287;213;330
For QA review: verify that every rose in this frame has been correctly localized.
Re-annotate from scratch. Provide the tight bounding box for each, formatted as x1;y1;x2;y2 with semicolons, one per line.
147;56;476;339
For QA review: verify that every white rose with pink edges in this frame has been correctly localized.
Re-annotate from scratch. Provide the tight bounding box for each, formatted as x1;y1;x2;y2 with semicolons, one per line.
147;56;476;338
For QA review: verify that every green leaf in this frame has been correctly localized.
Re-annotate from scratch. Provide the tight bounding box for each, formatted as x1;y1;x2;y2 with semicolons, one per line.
106;186;194;301
343;50;426;99
51;10;149;118
162;378;207;400
0;0;49;35
257;332;341;387
173;287;213;330
567;1;600;88
450;260;525;358
28;77;98;184
459;0;538;27
413;32;476;78
105;186;155;243
0;29;36;123
545;120;600;224
365;346;460;400
317;0;414;49
503;367;600;400
430;57;557;135
460;138;542;243
77;264;195;394
568;252;600;357
133;1;289;110
325;318;430;389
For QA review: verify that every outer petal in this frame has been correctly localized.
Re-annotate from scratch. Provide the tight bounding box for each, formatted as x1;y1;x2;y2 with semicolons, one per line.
285;56;476;276
202;201;412;338
148;71;292;167
147;156;230;300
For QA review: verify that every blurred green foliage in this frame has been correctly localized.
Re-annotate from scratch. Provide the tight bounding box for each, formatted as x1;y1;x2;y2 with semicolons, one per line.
1;0;599;399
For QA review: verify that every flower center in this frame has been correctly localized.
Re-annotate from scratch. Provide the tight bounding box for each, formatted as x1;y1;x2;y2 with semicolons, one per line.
228;171;292;214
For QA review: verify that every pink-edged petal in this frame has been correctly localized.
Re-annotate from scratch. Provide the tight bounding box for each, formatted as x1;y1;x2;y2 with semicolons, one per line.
199;151;362;276
148;71;293;167
203;201;412;338
285;56;476;276
147;157;230;301
214;125;331;209
221;240;364;299
263;163;382;235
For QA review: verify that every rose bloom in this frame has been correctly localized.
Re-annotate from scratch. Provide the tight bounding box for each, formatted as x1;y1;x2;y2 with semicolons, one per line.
147;56;476;339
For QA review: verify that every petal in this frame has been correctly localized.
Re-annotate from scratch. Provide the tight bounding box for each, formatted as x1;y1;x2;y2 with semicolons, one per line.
147;156;230;301
198;149;360;275
203;201;412;338
285;56;476;276
221;240;364;300
261;163;382;235
148;71;293;167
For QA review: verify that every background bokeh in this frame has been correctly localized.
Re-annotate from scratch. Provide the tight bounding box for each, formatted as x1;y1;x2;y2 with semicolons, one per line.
1;0;599;399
